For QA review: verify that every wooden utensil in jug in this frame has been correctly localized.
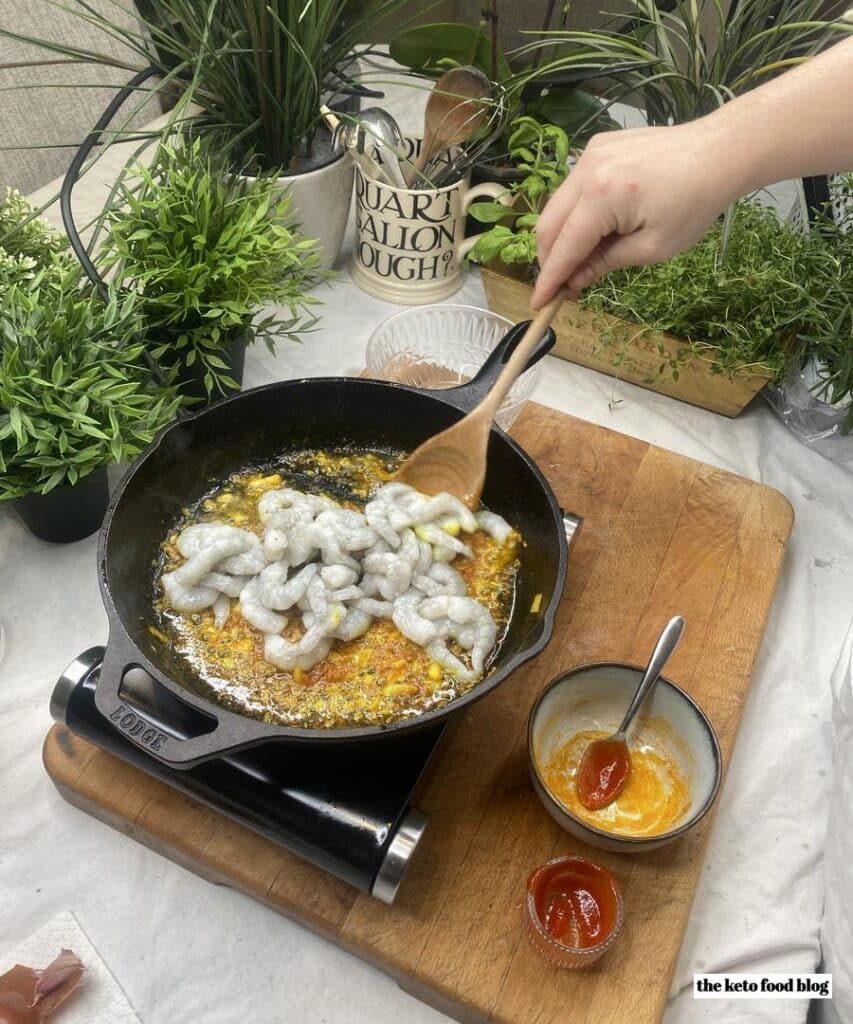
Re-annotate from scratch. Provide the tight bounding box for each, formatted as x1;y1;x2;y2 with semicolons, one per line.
406;67;491;187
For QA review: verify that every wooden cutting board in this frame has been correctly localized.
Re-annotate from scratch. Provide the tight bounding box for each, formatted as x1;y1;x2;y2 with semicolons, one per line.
43;403;793;1024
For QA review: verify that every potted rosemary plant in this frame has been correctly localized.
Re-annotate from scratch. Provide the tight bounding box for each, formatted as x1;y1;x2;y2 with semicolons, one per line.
2;0;415;268
0;255;182;543
101;140;323;402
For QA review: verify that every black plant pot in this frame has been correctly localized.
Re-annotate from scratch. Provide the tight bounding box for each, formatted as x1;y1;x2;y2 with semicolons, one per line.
14;466;109;544
471;161;525;190
175;330;249;406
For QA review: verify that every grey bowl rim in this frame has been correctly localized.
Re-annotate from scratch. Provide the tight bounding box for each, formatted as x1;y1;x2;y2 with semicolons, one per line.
527;661;723;847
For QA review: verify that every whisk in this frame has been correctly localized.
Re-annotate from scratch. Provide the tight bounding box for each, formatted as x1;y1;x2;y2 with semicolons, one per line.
417;83;510;189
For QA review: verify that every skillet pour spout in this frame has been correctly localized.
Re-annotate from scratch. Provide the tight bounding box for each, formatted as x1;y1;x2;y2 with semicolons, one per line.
93;322;570;768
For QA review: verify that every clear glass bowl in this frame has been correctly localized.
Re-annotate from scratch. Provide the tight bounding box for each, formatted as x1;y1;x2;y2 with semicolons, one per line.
365;304;541;430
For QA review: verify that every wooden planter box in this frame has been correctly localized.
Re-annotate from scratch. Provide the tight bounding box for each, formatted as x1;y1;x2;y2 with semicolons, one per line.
480;266;773;417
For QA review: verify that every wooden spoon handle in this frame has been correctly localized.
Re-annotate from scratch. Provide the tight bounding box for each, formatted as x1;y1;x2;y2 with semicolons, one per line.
406;127;436;187
479;290;567;419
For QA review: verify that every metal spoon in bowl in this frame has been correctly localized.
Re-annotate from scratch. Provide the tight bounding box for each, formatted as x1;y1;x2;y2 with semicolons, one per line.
577;616;686;810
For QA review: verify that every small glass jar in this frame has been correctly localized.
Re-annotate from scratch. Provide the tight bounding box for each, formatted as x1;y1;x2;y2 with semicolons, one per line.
525;855;624;969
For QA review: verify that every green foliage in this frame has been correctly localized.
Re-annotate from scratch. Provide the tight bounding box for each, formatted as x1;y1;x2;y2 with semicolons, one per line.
0;265;183;500
583;203;806;378
0;1;417;172
522;87;614;144
390;23;513;81
102;139;323;397
389;22;616;152
466;117;569;268
0;188;71;296
791;190;853;432
584;199;853;431
516;0;851;126
139;0;416;170
467;122;853;425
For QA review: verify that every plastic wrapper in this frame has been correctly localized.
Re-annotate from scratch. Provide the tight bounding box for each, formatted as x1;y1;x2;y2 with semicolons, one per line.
764;356;853;464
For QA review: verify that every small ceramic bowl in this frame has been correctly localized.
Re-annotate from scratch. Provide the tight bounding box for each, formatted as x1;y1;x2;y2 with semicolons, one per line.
365;304;542;430
528;663;722;852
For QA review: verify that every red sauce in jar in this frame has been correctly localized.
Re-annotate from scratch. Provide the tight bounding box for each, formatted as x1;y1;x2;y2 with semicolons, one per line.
528;858;619;948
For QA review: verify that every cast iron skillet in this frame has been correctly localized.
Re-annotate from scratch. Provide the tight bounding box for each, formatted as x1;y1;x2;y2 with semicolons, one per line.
94;323;569;768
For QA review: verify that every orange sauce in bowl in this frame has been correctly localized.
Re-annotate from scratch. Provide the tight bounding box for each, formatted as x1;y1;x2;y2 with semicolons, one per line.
542;720;691;837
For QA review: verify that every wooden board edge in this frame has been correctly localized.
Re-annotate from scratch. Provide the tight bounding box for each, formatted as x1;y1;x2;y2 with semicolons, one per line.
43;727;345;940
760;484;796;539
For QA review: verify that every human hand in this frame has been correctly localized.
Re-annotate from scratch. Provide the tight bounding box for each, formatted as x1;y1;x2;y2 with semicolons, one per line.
531;122;741;308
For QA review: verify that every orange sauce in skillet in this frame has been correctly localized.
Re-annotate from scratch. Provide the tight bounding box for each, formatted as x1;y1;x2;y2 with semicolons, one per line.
153;449;521;729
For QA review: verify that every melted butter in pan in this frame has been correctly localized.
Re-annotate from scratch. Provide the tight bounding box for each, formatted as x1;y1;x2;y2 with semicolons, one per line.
154;449;520;729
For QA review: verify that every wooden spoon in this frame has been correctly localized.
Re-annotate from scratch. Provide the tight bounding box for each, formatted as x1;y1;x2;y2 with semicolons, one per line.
577;616;685;810
406;66;491;186
394;290;566;506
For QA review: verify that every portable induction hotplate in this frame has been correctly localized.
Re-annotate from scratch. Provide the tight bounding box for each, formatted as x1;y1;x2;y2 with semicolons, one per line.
50;515;582;903
50;648;444;903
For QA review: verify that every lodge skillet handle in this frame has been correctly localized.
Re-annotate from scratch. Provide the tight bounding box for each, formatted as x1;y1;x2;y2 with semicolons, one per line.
439;320;556;415
93;632;246;768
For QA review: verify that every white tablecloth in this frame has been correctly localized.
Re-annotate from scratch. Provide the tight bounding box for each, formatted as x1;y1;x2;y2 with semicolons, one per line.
2;78;852;1024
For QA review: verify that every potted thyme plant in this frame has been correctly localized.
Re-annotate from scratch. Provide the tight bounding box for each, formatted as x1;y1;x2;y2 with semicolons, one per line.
101;140;323;402
468;121;853;421
0;261;182;543
1;0;415;268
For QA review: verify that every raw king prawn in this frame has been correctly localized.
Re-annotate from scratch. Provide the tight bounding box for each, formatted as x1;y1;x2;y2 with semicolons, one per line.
156;460;520;729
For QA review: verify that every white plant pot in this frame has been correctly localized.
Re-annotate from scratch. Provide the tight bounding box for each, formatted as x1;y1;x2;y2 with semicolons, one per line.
277;152;354;271
239;151;354;271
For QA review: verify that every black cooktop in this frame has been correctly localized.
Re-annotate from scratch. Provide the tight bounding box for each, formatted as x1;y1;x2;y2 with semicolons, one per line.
51;648;445;901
